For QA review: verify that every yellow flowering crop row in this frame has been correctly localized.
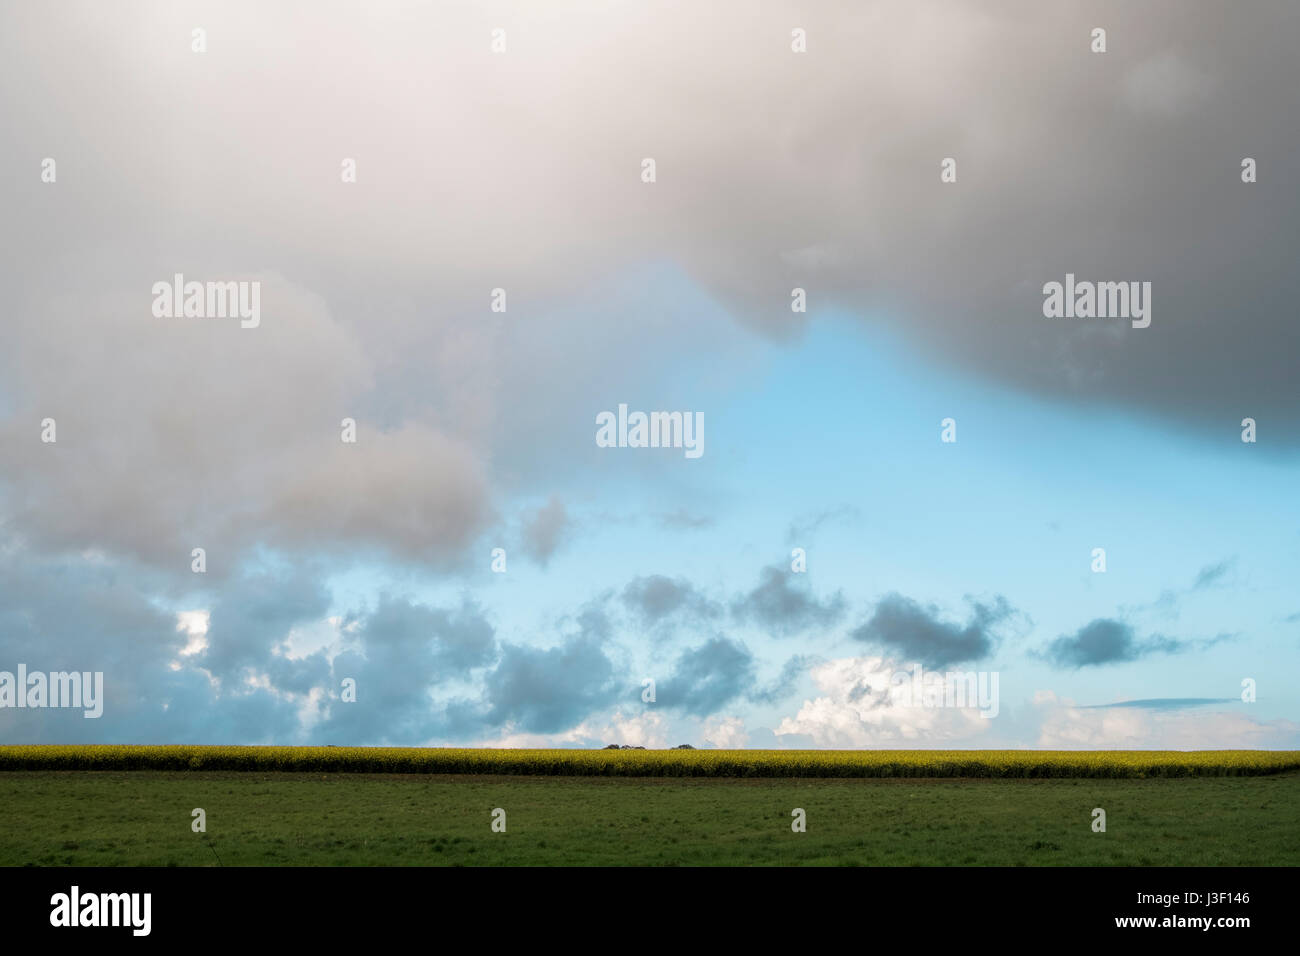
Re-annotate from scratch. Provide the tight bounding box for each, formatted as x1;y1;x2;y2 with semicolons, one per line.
0;746;1297;777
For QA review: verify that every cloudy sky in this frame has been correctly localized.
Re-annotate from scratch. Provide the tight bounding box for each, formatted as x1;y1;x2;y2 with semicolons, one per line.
2;0;1297;749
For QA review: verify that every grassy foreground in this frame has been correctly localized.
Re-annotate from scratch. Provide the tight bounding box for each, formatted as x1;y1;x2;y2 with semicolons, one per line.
2;770;1297;866
1;746;1298;777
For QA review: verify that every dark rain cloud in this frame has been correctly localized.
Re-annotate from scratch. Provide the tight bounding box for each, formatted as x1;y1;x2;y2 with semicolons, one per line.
661;637;756;716
0;551;309;744
311;594;498;744
482;635;620;733
622;575;721;626
1037;618;1225;668
730;566;846;636
198;566;332;685
851;593;1013;668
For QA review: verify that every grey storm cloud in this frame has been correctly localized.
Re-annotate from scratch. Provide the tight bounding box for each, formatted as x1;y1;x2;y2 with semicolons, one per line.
0;551;308;744
0;545;507;745
622;575;721;626
730;566;846;636
344;594;496;676
482;635;620;734
313;595;497;744
198;566;333;686
661;637;756;716
439;598;626;737
851;593;1013;668
1;0;1294;583
0;271;493;572
1038;618;1224;668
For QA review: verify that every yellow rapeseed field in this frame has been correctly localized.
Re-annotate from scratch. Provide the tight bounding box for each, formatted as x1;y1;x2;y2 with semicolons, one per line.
0;746;1297;777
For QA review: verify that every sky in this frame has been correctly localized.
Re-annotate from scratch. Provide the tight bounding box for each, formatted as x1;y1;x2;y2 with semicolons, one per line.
1;0;1297;749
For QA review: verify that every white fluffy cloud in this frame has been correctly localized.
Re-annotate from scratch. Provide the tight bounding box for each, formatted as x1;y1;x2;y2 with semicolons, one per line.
701;715;747;749
774;657;993;747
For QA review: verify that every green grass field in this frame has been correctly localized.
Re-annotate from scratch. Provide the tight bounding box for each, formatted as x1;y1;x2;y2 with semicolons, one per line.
3;770;1297;866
